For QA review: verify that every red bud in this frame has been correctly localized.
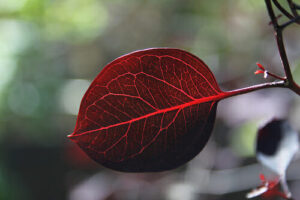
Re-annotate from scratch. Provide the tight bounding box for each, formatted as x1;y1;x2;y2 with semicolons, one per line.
255;70;264;75
256;62;266;70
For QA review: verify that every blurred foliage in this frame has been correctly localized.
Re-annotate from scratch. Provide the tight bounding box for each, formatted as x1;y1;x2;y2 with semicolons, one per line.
294;60;300;83
231;121;258;157
0;0;299;199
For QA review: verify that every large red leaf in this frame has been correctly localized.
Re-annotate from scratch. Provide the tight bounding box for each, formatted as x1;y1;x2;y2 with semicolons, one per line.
68;48;225;172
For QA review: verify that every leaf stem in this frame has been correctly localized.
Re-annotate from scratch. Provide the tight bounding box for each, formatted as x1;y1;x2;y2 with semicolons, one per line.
267;71;286;81
224;81;286;99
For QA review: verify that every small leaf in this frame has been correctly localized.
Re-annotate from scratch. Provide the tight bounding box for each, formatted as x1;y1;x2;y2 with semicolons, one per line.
68;48;227;172
255;70;264;75
256;62;266;71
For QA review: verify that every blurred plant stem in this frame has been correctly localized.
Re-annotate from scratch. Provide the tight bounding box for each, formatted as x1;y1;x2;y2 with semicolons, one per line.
265;0;300;96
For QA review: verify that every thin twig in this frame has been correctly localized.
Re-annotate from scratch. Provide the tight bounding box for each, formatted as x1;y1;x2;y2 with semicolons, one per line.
267;71;286;81
266;0;279;28
272;0;295;20
264;0;300;96
280;16;300;29
265;0;293;80
294;3;300;9
287;0;299;17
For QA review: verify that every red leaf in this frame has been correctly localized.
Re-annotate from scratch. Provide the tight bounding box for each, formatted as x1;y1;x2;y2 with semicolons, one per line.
68;48;226;172
255;70;264;75
256;62;266;71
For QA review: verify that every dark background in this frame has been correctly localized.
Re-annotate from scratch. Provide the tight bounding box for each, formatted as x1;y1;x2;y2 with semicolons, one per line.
0;0;300;199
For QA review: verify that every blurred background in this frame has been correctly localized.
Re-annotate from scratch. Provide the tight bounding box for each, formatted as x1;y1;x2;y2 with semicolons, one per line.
0;0;300;199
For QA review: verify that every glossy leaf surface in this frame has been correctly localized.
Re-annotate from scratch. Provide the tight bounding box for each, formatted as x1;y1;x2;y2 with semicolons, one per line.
69;48;224;172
